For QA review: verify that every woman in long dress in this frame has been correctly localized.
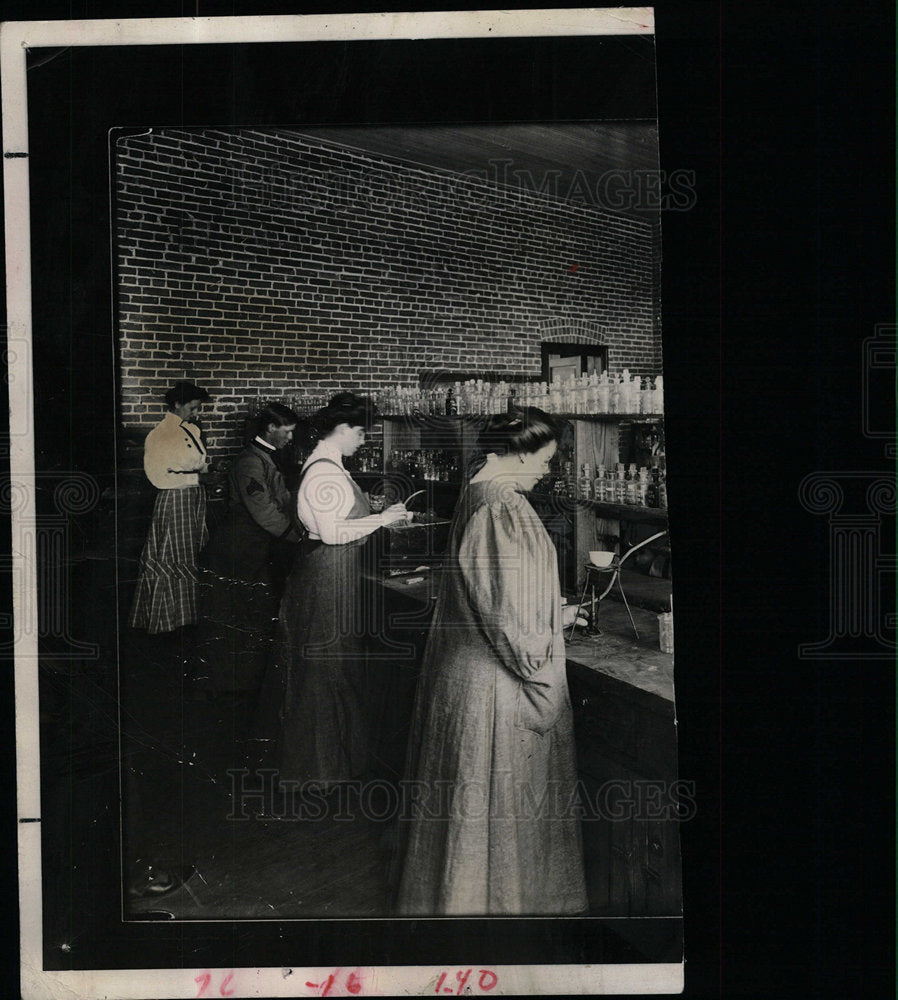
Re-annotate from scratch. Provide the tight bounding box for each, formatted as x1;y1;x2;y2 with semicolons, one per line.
396;408;588;915
129;380;212;634
268;392;409;788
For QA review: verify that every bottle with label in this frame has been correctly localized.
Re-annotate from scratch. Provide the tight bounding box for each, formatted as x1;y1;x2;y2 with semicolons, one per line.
445;384;458;415
593;464;606;502
579;463;593;500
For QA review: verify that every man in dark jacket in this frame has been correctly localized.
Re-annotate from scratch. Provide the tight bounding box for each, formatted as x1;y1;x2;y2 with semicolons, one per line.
193;403;301;703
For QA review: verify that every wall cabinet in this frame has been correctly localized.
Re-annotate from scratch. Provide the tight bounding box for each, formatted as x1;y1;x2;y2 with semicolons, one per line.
375;413;670;596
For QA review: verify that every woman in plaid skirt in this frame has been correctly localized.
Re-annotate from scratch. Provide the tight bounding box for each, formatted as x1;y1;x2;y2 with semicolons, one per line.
129;381;212;634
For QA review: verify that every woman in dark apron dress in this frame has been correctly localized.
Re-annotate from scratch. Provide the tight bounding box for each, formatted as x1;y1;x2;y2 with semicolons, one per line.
263;393;410;789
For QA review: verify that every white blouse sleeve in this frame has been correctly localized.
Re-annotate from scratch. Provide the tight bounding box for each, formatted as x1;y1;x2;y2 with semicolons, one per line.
298;463;386;544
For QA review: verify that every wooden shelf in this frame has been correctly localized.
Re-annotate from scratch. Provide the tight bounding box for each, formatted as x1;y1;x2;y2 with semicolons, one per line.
581;500;669;524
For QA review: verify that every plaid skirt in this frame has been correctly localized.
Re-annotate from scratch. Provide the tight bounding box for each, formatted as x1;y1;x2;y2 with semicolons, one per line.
129;486;208;634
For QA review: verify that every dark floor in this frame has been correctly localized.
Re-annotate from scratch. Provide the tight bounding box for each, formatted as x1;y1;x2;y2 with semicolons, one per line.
47;536;677;927
117;600;672;922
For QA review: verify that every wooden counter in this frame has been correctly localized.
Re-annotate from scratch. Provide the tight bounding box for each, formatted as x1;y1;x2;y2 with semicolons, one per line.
368;565;675;707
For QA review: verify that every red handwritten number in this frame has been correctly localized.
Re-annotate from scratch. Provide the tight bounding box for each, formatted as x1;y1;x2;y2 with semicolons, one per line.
455;969;471;994
321;973;336;996
435;972;447;993
194;973;212;997
220;971;235;996
478;970;498;991
346;970;363;995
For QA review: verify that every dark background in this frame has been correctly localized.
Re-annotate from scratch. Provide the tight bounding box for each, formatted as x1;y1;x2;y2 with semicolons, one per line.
1;0;894;997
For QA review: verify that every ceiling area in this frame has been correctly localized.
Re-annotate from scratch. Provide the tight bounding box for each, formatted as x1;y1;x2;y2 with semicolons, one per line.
289;122;660;220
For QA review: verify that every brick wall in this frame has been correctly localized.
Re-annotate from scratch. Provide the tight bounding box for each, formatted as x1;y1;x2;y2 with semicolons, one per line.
116;128;660;455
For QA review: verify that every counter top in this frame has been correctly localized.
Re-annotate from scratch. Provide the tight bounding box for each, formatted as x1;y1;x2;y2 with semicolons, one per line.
367;566;676;707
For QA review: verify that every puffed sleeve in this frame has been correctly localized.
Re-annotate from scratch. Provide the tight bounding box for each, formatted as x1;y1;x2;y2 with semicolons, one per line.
457;497;560;680
232;452;294;538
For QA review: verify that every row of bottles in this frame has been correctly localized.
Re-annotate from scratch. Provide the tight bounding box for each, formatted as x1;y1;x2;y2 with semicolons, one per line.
375;372;664;418
344;445;383;473
519;371;663;415
554;462;668;508
387;449;460;482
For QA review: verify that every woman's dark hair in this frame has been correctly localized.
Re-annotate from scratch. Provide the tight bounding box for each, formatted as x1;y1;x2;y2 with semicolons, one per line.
469;406;563;475
311;391;378;439
476;406;563;456
165;381;211;409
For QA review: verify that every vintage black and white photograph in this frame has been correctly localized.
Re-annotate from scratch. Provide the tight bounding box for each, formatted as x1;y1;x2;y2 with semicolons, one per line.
112;119;683;928
5;9;702;996
10;2;893;999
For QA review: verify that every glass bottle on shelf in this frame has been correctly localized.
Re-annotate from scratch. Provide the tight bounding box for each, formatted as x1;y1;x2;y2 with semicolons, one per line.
621;369;633;413
445;384;457;415
647;467;660;507
631;376;643;415
637;467;649;506
608;375;619;414
587;371;599;413
596;373;610;413
653;374;664;414
578;463;593;500
593;465;606;502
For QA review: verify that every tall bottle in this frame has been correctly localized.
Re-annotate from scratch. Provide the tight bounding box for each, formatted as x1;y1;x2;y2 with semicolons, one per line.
647;467;660;508
445;384;457;415
549;381;562;414
620;369;632;413
579;462;593;500
609;375;620;414
587;371;600;413
653;374;664;414
593;465;606;502
632;376;643;415
597;372;610;413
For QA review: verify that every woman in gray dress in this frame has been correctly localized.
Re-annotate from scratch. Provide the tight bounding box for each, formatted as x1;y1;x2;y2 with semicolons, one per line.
396;407;587;915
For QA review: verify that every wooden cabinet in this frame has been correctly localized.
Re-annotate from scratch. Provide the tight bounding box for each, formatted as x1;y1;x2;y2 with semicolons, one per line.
567;658;682;918
375;412;670;598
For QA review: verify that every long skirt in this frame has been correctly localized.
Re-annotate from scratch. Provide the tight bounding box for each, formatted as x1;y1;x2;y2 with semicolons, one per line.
259;538;370;787
129;486;207;634
192;515;295;695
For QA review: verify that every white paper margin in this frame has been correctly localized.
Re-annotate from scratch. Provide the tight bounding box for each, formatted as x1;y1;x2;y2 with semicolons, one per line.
2;8;685;999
